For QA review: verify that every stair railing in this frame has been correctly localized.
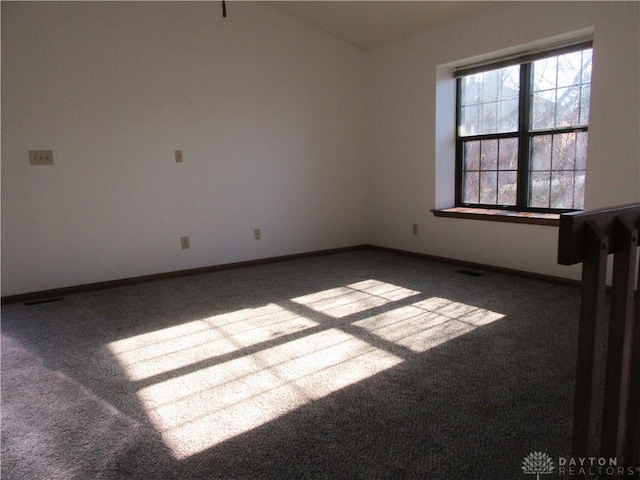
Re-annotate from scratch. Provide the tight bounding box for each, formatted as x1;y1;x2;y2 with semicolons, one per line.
558;203;640;478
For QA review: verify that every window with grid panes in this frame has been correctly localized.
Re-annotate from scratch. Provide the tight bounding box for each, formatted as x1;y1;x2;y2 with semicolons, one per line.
456;42;592;212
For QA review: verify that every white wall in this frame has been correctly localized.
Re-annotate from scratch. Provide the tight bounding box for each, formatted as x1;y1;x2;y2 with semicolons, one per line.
3;1;639;297
1;1;367;296
366;1;640;280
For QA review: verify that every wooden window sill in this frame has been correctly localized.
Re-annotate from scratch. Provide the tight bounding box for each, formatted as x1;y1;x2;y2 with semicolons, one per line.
432;207;560;226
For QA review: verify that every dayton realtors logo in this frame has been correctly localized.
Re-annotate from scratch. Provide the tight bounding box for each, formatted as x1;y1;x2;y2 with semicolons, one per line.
522;451;555;479
522;452;640;478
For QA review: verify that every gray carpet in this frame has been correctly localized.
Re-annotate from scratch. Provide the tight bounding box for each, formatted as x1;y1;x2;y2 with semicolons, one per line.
1;249;581;479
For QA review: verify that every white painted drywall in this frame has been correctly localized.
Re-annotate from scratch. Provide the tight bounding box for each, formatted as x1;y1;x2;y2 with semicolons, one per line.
3;1;639;296
366;1;640;280
1;2;368;296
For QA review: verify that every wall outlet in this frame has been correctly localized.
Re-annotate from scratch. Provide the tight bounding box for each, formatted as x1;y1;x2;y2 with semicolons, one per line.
254;229;261;240
29;150;54;166
175;150;183;163
412;223;418;236
180;236;190;249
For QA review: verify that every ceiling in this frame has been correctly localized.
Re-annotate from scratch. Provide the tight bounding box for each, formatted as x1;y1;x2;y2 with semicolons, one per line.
267;1;502;50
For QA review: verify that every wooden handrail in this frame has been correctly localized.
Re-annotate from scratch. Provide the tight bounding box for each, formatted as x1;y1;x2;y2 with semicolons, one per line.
558;203;640;478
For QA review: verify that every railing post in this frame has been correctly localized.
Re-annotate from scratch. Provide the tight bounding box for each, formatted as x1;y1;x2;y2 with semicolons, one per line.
601;217;638;465
625;254;640;470
572;220;609;464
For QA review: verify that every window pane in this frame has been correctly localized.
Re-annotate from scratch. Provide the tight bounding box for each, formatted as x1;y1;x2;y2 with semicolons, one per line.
550;171;575;208
498;171;517;205
460;104;479;136
531;89;556;130
498;138;518;170
552;132;576;170
459;66;519;136
556;86;580;127
575;132;588;170
528;132;586;209
500;66;520;93
581;50;592;84
464;141;481;170
580;84;591;125
480;171;498;204
481;101;498;134
533;56;557;92
527;48;591;209
531;48;592;131
480;139;498;170
464;172;480;203
574;172;586;209
462;75;481;101
463;138;517;206
557;51;583;88
498;97;519;132
531;135;552;171
483;69;499;100
529;172;551;208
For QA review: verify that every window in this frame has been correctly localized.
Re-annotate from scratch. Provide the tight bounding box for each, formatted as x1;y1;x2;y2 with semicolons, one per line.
456;43;592;213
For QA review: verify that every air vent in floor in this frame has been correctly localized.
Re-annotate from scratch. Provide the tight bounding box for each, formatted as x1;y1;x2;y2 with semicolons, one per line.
24;297;65;306
457;269;483;277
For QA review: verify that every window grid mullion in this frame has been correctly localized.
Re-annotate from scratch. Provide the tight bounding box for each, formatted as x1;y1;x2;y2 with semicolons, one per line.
478;141;483;203
455;77;463;205
517;63;531;209
495;140;501;205
548;134;555;209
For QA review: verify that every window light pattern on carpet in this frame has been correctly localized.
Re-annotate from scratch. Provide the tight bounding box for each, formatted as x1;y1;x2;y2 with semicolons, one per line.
108;279;504;459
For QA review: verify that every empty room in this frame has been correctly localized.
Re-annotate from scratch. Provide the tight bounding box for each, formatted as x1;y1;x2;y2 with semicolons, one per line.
2;1;639;479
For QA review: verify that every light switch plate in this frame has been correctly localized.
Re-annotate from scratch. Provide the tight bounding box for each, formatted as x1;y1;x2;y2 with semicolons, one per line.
29;150;54;165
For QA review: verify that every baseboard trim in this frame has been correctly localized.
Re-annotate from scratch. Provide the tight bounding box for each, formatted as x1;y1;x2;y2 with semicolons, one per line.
1;245;369;305
366;244;581;288
2;243;581;305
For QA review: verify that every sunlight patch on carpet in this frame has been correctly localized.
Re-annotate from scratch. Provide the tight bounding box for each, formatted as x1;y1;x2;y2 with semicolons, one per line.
354;297;505;352
107;281;504;460
131;328;402;459
291;279;420;318
108;303;317;381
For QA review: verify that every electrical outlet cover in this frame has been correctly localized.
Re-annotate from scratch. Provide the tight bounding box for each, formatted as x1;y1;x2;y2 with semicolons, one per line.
29;150;54;165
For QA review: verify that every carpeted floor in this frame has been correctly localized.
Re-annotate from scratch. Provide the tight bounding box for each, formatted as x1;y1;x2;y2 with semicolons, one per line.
1;249;582;479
